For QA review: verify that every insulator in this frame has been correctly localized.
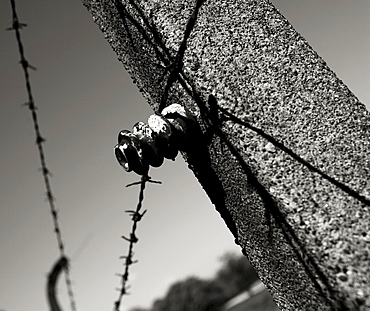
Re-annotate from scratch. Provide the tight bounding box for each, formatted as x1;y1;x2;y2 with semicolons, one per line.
114;144;130;172
115;130;149;175
161;104;197;151
132;122;164;168
147;114;178;160
115;105;198;175
118;129;131;144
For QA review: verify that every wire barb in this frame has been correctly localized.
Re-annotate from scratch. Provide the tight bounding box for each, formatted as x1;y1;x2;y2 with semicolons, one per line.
8;0;77;310
20;59;37;70
125;209;147;221
126;175;162;187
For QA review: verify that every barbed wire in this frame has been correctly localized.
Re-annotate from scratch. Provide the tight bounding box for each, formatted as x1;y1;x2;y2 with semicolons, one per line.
114;174;161;311
7;0;77;310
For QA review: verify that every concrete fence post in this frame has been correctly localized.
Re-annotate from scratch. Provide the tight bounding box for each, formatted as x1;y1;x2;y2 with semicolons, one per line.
82;0;370;309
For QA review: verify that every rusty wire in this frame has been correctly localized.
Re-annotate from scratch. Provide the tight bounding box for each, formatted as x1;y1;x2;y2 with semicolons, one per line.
114;174;161;311
7;0;77;310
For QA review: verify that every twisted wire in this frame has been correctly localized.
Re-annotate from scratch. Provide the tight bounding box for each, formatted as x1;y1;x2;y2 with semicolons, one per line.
7;0;77;309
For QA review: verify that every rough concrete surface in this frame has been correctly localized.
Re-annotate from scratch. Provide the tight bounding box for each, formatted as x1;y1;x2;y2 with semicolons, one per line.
82;0;370;310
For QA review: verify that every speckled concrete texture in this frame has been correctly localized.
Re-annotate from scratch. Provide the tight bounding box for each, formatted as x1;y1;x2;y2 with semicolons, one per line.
82;0;370;309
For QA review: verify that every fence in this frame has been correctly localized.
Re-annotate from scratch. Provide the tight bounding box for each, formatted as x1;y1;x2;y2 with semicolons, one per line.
83;0;370;309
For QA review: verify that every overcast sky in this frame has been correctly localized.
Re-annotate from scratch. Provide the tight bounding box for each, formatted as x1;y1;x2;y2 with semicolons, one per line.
0;1;369;311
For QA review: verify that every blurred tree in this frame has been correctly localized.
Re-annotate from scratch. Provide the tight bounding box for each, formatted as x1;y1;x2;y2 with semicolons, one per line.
145;253;259;311
151;276;225;311
151;298;165;311
215;252;259;298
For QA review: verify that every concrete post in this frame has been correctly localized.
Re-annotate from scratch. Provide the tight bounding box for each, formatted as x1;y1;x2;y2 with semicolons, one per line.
82;0;370;309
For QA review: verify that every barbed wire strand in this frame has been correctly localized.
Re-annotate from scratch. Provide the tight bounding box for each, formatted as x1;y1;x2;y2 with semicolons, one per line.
114;174;161;311
7;0;77;310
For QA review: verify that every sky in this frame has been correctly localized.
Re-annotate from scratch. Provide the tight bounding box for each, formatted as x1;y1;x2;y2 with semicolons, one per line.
0;1;369;311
